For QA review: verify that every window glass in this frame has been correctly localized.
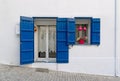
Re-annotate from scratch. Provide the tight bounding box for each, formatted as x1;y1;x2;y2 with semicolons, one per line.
76;24;89;44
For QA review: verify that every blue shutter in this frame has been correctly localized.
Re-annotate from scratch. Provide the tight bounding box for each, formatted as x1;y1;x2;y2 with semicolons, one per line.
56;18;68;63
91;18;100;45
20;16;34;64
67;18;75;45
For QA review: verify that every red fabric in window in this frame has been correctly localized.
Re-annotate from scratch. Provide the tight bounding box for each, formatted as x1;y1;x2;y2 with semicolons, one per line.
79;39;85;44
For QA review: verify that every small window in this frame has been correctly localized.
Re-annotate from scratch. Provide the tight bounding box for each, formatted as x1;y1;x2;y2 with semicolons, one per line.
75;19;91;45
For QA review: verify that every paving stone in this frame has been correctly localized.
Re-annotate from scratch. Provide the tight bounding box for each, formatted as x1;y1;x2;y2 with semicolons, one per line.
0;64;120;81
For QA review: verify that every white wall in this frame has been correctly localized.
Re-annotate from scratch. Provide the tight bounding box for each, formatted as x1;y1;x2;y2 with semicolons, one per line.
116;0;120;76
0;0;116;76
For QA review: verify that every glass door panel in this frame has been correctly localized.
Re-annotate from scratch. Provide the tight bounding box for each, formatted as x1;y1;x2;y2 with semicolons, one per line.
48;26;56;58
38;26;46;58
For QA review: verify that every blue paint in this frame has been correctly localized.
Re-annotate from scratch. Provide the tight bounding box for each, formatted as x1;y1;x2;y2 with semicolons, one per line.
20;16;34;64
91;18;100;45
56;18;69;63
67;18;75;45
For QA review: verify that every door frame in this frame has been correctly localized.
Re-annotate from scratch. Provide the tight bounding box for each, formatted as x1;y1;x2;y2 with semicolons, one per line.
34;18;56;62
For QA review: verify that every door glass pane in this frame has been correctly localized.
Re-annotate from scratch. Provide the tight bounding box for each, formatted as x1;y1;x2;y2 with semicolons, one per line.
38;26;46;58
48;26;56;58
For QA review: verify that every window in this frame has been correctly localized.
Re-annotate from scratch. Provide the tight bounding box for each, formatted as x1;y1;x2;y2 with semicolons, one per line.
75;19;91;45
20;16;100;65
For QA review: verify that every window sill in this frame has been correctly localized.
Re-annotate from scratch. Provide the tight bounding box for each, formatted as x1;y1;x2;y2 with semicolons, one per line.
69;43;100;48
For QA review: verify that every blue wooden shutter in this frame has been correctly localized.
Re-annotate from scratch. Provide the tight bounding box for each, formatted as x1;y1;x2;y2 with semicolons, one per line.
91;18;100;45
20;16;34;64
56;18;68;63
67;18;75;45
